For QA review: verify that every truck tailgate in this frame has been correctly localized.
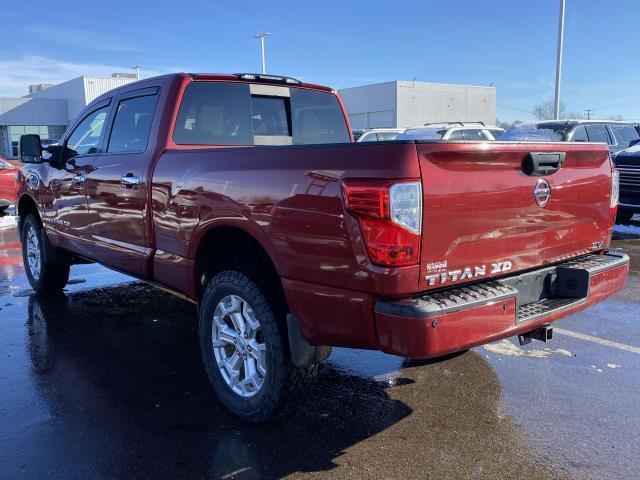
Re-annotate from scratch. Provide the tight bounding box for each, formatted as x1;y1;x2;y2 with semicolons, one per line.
417;142;613;291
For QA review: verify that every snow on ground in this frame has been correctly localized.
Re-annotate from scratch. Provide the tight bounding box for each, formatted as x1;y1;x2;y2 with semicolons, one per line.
0;215;16;230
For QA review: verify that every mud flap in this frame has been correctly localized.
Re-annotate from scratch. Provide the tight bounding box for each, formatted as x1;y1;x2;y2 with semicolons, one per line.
287;314;332;367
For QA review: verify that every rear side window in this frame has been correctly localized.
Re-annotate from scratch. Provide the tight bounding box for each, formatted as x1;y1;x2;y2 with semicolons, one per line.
447;130;464;140
290;89;350;145
108;94;158;153
610;124;639;145
461;129;484;141
571;126;588;142
174;83;253;145
586;124;612;144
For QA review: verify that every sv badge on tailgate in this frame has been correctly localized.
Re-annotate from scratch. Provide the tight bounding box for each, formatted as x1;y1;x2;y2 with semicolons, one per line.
425;261;512;286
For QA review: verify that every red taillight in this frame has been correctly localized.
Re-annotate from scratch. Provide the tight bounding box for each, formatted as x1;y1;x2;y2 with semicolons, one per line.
609;165;619;229
343;179;422;267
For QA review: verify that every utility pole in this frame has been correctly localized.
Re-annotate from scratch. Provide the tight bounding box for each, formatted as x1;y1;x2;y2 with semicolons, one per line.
132;65;143;80
253;33;271;74
584;109;594;120
553;0;566;120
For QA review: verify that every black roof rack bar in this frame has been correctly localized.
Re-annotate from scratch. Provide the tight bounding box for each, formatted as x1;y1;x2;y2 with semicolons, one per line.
235;73;301;85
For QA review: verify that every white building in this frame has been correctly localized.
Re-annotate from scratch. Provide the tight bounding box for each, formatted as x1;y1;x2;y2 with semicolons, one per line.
339;80;497;130
0;74;137;159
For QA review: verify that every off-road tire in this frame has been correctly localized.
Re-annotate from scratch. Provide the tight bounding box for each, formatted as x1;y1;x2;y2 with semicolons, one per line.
21;214;70;293
198;270;318;422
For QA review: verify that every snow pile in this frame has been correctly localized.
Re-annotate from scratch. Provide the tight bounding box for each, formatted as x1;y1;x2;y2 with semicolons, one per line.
0;216;16;230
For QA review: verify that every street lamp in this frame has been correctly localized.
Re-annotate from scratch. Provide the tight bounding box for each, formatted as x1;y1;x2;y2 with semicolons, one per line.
132;65;143;80
553;0;566;120
253;33;271;74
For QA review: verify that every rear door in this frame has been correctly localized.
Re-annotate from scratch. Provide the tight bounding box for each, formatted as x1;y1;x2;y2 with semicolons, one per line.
417;142;612;291
85;87;159;276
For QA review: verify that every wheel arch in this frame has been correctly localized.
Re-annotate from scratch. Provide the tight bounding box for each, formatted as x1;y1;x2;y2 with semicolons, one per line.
17;193;41;237
191;218;286;311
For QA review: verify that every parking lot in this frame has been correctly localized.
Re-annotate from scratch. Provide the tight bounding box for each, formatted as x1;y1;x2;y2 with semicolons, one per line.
0;216;637;480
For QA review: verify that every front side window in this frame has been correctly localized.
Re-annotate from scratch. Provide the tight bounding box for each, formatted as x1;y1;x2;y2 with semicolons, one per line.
609;124;639;145
108;94;158;153
377;131;400;141
586;124;611;144
66;107;110;157
461;129;484;141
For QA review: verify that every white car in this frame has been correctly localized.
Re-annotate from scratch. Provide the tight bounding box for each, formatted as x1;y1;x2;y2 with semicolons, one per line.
356;128;405;142
397;122;504;141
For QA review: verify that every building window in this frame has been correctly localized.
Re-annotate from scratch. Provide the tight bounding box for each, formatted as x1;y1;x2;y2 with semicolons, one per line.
9;125;66;158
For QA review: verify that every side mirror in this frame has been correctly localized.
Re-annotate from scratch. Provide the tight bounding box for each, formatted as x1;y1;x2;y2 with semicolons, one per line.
629;139;640;148
20;134;43;163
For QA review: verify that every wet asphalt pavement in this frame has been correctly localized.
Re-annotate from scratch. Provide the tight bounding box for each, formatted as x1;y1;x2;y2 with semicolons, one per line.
1;217;639;480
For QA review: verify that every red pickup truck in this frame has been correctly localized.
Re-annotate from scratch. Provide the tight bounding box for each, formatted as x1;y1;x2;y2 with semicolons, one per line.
16;73;629;421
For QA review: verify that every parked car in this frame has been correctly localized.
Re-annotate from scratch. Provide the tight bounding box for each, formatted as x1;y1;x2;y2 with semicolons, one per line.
397;122;504;141
613;143;640;224
501;120;640;158
16;72;628;422
0;158;18;213
356;128;405;142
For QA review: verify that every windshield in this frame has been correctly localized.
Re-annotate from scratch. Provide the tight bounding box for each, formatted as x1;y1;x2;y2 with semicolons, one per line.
500;123;570;142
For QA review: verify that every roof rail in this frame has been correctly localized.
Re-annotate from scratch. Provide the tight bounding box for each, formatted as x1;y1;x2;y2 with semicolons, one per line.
423;121;486;127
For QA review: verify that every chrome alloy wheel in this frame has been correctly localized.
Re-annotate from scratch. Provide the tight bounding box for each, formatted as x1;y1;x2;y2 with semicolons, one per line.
212;295;267;398
25;225;41;280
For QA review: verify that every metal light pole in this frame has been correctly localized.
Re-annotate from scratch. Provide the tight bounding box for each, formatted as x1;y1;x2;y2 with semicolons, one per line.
132;65;143;80
253;33;271;74
553;0;566;120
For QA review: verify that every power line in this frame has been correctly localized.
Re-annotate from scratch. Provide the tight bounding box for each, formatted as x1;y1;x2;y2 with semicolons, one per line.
584;109;594;120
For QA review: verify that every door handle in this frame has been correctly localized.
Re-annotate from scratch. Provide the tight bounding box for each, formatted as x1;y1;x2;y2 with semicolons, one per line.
121;175;140;186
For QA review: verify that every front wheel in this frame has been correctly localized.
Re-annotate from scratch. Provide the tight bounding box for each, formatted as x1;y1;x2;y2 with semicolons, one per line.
199;270;317;422
21;214;70;293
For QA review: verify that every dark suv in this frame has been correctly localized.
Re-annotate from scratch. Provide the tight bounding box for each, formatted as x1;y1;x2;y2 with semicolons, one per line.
614;144;640;224
502;120;640;158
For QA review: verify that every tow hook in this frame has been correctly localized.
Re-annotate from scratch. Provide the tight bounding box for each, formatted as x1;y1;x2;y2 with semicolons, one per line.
518;326;553;346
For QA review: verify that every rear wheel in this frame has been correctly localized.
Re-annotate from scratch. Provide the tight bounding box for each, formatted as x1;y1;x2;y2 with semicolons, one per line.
198;270;317;422
616;209;635;225
21;214;70;293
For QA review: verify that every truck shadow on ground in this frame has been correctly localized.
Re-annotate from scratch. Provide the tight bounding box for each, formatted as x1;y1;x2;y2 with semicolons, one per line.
20;284;563;479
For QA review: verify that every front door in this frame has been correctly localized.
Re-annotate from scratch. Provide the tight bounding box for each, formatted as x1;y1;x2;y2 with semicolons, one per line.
47;102;111;257
85;87;159;277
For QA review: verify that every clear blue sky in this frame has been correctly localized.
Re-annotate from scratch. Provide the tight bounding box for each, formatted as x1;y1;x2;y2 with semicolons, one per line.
2;0;639;122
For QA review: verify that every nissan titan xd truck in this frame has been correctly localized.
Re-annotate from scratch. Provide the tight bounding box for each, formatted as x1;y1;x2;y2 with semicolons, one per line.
16;73;629;421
